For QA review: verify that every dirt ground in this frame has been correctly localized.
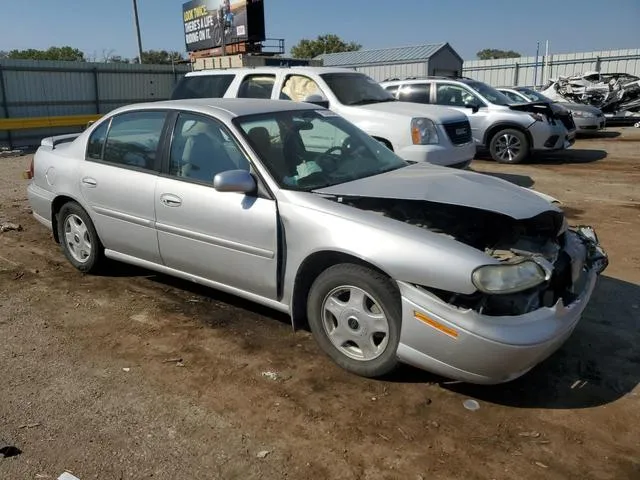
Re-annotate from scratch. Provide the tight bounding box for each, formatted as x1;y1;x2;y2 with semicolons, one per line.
1;128;639;480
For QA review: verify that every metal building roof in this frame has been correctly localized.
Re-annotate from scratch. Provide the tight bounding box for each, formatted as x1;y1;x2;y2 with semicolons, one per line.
316;43;452;67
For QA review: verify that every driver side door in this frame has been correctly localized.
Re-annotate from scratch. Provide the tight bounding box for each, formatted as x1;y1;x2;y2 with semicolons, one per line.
434;83;489;145
154;111;279;299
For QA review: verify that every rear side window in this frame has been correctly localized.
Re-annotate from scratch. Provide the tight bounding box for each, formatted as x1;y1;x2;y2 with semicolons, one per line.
100;111;166;171
398;84;431;103
384;85;400;97
237;75;276;99
171;75;234;100
86;120;110;160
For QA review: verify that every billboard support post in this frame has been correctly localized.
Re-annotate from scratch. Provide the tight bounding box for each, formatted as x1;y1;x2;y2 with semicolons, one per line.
133;0;144;63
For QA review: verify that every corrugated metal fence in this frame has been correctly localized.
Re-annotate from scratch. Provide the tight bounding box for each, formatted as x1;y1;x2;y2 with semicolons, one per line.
462;48;640;87
0;59;191;148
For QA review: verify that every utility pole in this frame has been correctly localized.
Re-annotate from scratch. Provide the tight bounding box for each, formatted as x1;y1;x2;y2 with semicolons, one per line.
133;0;144;63
533;41;540;88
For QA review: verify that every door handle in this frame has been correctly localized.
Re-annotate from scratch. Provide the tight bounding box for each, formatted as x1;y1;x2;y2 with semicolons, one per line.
81;177;97;187
160;193;182;207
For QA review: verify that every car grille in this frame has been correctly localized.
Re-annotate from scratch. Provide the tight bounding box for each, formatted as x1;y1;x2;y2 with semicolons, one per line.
443;121;472;145
557;113;576;131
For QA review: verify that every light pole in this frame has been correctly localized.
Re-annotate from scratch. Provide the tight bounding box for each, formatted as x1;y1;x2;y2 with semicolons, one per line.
133;0;144;63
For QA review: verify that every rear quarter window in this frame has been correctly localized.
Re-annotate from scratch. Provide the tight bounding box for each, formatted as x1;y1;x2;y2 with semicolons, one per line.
171;75;234;100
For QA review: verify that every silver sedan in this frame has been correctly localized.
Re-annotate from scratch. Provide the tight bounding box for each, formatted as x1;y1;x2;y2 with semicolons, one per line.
499;87;606;133
26;99;608;384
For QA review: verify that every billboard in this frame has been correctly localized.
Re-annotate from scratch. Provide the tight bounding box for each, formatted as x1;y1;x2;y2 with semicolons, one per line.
182;0;266;52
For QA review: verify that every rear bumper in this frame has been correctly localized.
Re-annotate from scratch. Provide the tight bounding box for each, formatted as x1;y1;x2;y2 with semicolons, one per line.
27;182;54;229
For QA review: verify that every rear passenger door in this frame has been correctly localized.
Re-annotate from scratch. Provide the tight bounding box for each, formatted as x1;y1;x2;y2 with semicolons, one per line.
236;74;277;99
79;110;168;263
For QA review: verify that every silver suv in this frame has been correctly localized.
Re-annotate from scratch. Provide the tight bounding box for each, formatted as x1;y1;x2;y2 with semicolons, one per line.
380;77;576;164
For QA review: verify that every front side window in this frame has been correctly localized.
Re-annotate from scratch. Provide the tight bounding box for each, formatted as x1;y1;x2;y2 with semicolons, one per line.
320;73;396;106
502;90;527;103
171;75;235;100
465;81;512;106
101;111;166;170
435;84;481;107
169;112;250;184
516;88;552;103
398;83;431;103
235;109;407;191
86;120;110;160
237;75;276;99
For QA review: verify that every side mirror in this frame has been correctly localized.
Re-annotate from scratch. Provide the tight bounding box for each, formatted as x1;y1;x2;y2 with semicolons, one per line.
303;94;329;109
213;169;256;194
465;103;481;114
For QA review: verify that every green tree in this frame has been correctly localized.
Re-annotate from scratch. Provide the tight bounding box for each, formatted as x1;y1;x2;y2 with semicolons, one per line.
476;48;521;60
135;50;185;65
291;34;361;59
6;46;85;61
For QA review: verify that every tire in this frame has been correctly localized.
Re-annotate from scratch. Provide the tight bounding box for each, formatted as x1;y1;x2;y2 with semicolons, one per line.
307;263;401;378
56;202;103;273
489;128;529;164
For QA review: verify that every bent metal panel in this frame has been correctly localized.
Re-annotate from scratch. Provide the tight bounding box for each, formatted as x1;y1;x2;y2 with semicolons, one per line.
182;0;265;52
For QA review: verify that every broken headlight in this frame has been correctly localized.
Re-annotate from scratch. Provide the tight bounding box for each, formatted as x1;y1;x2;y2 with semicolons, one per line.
411;118;439;145
571;111;596;118
472;260;549;294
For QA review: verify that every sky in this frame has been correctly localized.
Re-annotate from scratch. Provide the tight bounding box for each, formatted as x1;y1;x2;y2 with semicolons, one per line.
1;0;639;60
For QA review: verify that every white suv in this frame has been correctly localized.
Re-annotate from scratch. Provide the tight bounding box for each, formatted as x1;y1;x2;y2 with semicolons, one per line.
172;67;476;168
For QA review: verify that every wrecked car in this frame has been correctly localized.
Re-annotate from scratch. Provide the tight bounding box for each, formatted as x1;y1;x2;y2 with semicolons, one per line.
26;99;608;384
498;87;606;134
541;71;640;116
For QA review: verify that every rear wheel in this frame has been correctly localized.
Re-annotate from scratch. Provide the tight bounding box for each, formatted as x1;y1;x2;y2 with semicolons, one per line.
307;264;401;377
489;128;529;164
57;202;103;273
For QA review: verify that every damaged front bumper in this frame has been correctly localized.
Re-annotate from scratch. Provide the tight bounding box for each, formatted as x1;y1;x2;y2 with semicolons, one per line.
395;226;608;384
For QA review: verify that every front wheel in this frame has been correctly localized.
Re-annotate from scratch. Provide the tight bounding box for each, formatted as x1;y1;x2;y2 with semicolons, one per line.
57;202;103;273
307;264;401;377
489;128;529;164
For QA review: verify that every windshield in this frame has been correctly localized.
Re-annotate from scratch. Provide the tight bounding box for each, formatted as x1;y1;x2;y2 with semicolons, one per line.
465;81;513;106
515;87;553;103
320;73;396;106
234;109;407;192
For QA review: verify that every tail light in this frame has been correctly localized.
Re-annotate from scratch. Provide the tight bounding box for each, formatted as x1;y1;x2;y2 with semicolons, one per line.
23;157;34;180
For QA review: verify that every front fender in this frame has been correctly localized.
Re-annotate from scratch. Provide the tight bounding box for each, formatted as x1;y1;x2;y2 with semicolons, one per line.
278;198;492;308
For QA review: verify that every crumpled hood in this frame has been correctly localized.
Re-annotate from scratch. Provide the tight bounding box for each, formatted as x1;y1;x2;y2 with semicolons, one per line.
355;101;466;124
314;163;561;220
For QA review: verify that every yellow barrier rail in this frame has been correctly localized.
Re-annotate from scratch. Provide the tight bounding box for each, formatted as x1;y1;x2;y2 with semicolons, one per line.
0;114;103;131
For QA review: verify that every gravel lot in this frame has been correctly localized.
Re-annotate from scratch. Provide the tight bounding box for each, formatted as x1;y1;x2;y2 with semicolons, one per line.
1;128;639;480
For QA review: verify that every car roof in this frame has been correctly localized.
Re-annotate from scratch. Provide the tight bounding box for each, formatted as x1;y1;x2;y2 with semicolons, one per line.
108;98;320;119
184;66;363;77
380;77;477;86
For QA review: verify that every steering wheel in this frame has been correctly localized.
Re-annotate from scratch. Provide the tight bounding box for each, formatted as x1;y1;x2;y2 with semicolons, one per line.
315;146;344;172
